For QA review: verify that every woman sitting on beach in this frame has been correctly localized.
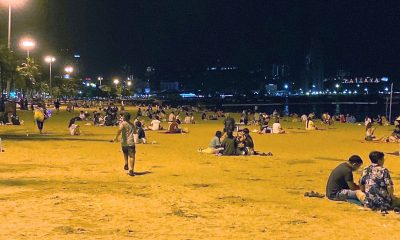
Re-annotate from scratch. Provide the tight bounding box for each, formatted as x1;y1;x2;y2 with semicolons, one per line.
365;123;376;141
198;131;224;154
306;117;317;130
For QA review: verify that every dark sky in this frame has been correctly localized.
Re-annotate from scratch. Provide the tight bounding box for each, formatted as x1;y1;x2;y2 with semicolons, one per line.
3;0;400;79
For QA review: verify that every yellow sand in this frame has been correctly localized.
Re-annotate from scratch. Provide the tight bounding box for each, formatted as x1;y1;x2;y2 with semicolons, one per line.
1;107;400;240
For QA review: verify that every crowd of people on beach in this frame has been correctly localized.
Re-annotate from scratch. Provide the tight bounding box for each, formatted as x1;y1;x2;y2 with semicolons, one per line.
2;99;400;214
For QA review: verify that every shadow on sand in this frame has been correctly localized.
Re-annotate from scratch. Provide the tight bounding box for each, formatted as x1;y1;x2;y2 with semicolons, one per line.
0;134;109;142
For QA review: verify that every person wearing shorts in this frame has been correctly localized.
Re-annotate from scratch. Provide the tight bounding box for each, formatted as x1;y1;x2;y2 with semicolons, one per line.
114;112;137;176
326;155;366;203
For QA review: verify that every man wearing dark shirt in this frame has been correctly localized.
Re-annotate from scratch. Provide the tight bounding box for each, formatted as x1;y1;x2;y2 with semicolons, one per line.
326;155;366;202
224;113;235;133
221;131;238;155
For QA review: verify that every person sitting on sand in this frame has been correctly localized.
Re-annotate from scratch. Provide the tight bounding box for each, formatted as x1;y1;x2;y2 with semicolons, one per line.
150;116;163;131
305;117;317;130
360;151;400;212
259;117;271;134
365;123;376;141
238;128;273;156
135;121;147;144
198;131;223;154
238;128;254;155
326;155;366;203
167;120;187;134
272;119;285;134
392;126;400;140
221;131;238;156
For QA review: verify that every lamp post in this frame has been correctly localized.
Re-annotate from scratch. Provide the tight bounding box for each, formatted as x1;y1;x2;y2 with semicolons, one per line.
98;76;103;86
20;38;35;58
2;0;27;49
7;3;11;49
45;56;56;95
113;79;120;89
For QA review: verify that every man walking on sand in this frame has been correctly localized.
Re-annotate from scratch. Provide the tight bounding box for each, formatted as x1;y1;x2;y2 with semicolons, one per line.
113;112;137;176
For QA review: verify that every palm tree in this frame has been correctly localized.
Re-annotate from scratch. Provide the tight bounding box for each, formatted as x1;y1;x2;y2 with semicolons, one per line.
16;57;41;97
0;44;19;95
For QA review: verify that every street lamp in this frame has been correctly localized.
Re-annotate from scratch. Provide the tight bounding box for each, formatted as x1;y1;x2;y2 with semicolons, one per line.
127;81;132;87
97;76;103;86
113;79;120;88
45;56;56;95
20;38;35;58
65;66;74;74
1;0;27;49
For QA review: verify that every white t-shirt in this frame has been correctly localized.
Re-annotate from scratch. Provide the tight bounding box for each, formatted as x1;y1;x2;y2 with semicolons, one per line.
150;119;161;131
272;123;282;134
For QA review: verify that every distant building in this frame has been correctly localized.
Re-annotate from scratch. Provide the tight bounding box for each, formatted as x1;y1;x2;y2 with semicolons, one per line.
271;64;290;90
304;38;324;91
265;84;278;95
160;81;179;91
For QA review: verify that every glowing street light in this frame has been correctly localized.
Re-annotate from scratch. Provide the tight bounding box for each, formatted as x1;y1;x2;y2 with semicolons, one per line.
127;81;132;87
335;84;340;89
113;79;120;88
65;66;74;74
20;38;35;58
44;56;56;95
97;76;104;86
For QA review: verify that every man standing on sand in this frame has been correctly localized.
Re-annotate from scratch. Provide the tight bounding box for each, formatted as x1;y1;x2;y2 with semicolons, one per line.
224;113;235;133
326;155;366;203
113;112;137;176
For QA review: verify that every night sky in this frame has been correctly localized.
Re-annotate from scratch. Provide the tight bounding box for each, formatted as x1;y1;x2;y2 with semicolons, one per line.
2;0;400;79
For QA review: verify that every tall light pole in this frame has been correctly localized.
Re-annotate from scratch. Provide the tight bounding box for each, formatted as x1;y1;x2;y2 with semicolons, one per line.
98;76;103;86
45;56;56;95
2;0;28;49
8;3;11;49
20;38;35;58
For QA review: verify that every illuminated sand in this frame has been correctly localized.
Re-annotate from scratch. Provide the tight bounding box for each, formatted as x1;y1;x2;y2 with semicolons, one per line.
1;108;400;239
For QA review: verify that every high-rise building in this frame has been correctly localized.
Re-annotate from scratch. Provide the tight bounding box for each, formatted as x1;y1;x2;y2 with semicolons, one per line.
271;64;290;90
304;38;324;91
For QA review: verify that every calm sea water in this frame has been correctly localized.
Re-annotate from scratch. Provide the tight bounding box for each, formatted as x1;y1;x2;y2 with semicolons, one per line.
221;103;399;122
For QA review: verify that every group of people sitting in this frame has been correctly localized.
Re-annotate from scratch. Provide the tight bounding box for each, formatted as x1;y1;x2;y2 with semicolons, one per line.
326;151;400;213
0;112;22;126
199;128;272;156
365;122;400;143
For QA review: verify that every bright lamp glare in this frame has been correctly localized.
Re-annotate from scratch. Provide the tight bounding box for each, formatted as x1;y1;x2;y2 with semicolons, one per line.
1;0;27;8
65;66;74;73
113;79;119;85
45;56;56;63
20;38;35;49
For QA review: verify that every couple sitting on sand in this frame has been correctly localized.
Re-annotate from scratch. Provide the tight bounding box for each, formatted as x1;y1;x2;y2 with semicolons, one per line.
326;151;400;213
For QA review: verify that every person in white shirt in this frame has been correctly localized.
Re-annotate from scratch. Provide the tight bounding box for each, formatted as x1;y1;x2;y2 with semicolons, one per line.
150;116;162;131
272;119;285;134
